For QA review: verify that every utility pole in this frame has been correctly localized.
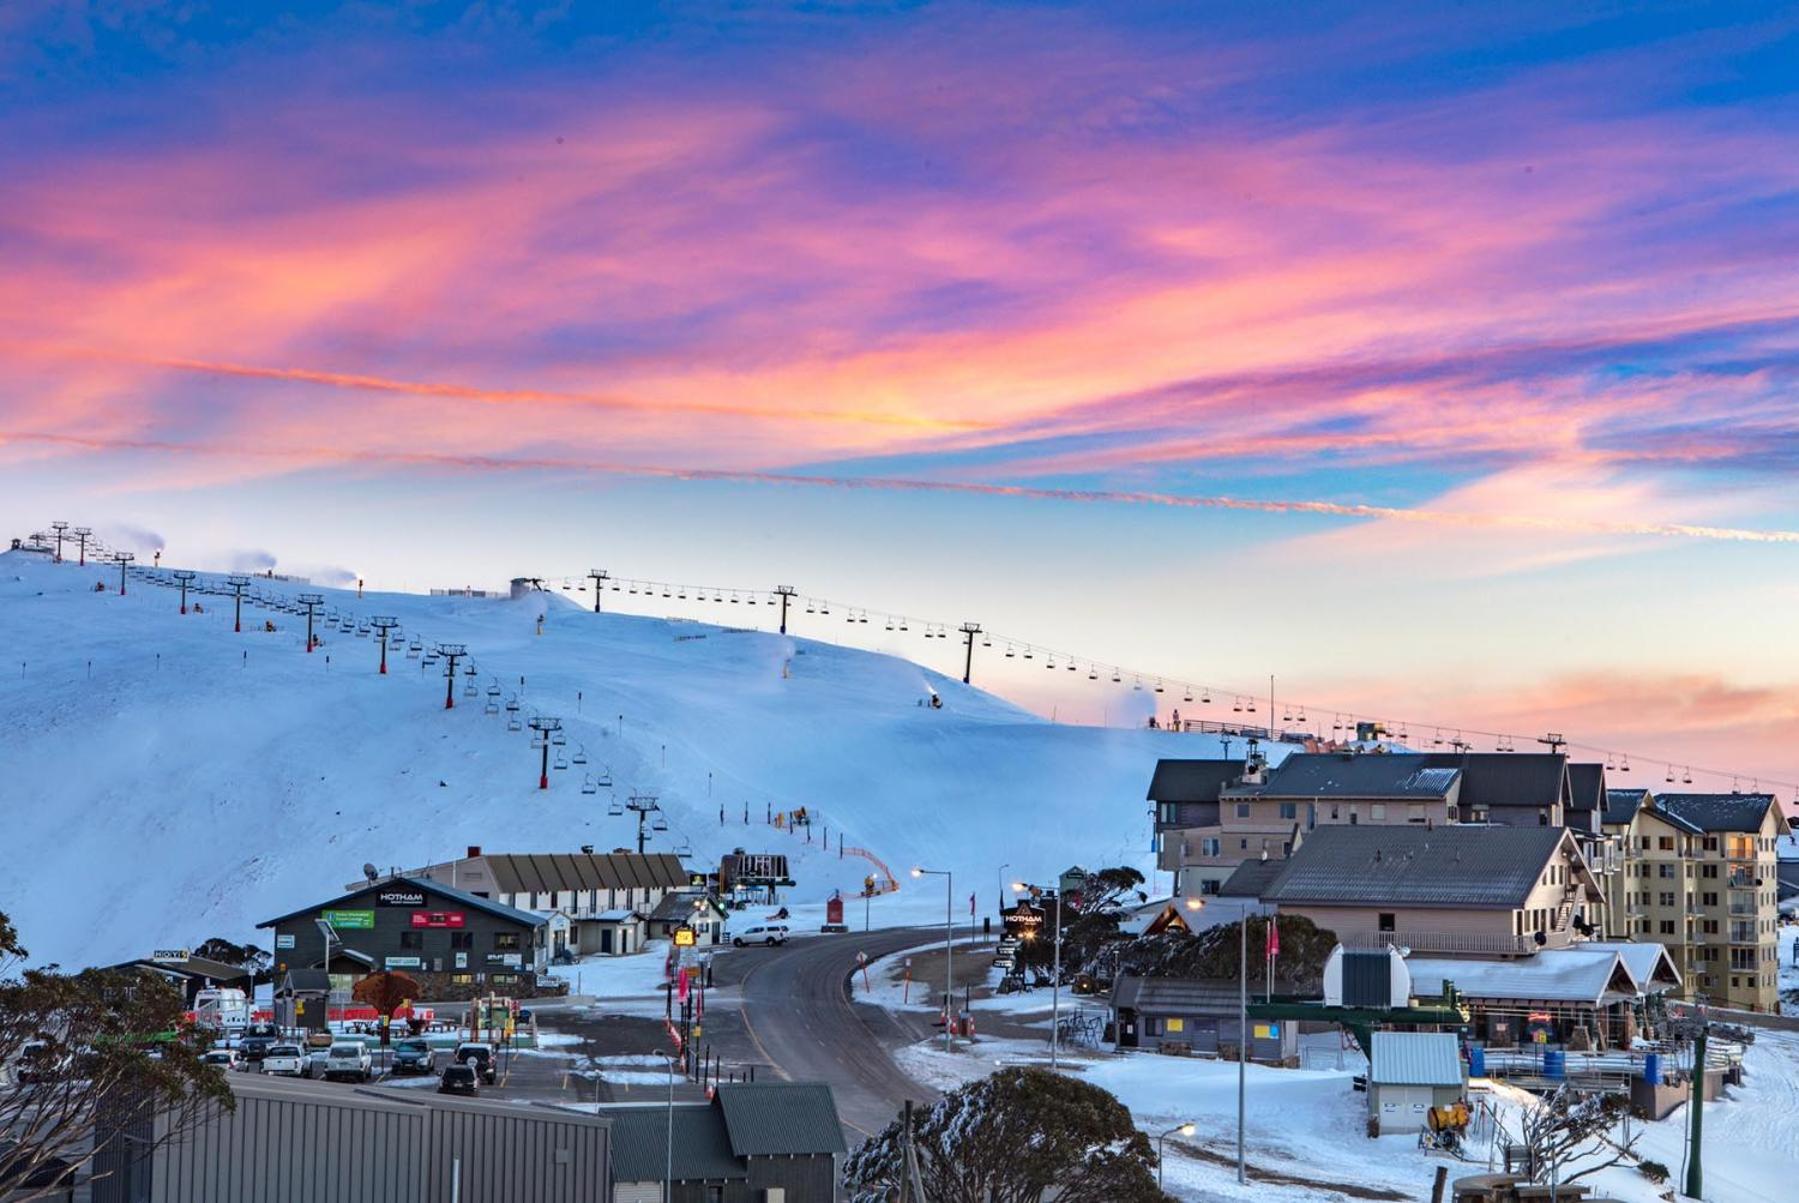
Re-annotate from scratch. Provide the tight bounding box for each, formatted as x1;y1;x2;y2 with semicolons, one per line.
298;593;324;652
111;551;134;595
50;521;67;563
172;570;196;614
588;568;608;613
624;792;663;854
226;575;250;633
370;616;399;674
73;527;91;567
1687;1009;1708;1199
529;716;562;790
774;585;797;634
959;622;982;685
436;644;467;709
1237;911;1247;1184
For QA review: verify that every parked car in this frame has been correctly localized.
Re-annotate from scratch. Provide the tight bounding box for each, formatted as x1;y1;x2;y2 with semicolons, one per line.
391;1039;435;1077
322;1042;373;1083
14;1040;64;1085
200;1048;241;1072
732;924;790;947
301;1049;331;1079
438;1063;479;1096
238;1035;276;1064
261;1044;307;1077
452;1042;497;1085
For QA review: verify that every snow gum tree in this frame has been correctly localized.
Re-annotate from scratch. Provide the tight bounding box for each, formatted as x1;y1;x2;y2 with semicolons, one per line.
844;1066;1171;1203
0;910;232;1202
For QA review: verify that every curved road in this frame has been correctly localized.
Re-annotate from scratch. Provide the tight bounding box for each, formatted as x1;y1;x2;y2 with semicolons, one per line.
727;927;944;1139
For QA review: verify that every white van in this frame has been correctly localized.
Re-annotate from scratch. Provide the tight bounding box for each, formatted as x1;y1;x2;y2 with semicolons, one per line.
731;924;790;947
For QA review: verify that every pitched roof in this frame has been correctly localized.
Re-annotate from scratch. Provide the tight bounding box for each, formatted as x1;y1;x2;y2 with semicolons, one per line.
1578;941;1683;991
649;891;726;924
600;1104;747;1182
1218;858;1288;899
715;1082;847;1157
279;969;331;993
1603;788;1647;827
1566;763;1607;813
1111;973;1240;1012
1260;825;1573;909
1146;759;1242;803
1650;793;1785;835
1227;753;1460;800
479;852;689;895
1406;947;1641;1005
1421;751;1567;810
1370;1032;1464;1087
257;876;546;930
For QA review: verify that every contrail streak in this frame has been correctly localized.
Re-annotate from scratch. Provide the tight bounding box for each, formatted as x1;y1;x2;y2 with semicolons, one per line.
5;342;987;433
6;428;1798;544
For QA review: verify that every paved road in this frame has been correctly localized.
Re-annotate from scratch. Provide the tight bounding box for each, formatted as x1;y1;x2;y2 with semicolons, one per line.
730;927;945;1140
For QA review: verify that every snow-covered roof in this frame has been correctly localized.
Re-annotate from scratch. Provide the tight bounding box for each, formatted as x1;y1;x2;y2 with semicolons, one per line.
1406;947;1641;1005
593;908;642;923
1370;1031;1464;1087
1576;941;1682;991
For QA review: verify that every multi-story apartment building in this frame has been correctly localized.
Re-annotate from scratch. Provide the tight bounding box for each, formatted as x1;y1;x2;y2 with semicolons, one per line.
1602;790;1790;1012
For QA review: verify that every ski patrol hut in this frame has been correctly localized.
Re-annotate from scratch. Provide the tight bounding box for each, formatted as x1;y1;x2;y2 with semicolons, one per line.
1367;1031;1466;1135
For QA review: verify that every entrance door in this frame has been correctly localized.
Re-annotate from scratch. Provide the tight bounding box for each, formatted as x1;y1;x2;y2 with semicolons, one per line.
600;928;613;955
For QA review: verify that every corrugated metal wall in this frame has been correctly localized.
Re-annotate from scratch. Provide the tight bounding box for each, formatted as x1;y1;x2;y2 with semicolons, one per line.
425;1107;608;1202
151;1094;429;1203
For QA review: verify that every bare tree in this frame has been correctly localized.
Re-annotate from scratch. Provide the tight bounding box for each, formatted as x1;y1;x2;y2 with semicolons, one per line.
1515;1084;1640;1187
0;912;232;1202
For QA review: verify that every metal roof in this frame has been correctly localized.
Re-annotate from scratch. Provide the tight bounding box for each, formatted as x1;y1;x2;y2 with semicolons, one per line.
1406;947;1640;1005
1146;759;1243;803
257;876;547;930
1260;825;1573;909
1370;1031;1464;1087
479;852;690;895
1420;751;1568;810
1226;753;1461;800
599;1105;746;1183
1218;858;1287;899
1111;973;1239;1012
1566;763;1607;813
1650;793;1784;835
1603;788;1647;827
715;1082;848;1158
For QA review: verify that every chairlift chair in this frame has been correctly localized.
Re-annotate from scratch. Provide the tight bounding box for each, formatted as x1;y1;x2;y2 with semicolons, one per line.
651;816;669;832
573;745;588;766
551;730;567;746
581;774;597;796
607;799;624;817
462;680;477;699
553;750;569;770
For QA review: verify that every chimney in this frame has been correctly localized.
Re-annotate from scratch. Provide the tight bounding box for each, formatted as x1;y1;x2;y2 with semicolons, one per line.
466;845;482;859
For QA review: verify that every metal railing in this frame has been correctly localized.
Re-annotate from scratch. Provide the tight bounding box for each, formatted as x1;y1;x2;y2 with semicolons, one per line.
1340;928;1542;956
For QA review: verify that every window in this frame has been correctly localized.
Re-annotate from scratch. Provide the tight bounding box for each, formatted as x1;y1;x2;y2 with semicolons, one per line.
1238;839;1248;851
1235;803;1251;819
1658;836;1674;851
450;931;474;950
1370;803;1386;820
491;973;518;985
1200;838;1221;857
1659;892;1675;908
1660;920;1676;935
707;1188;724;1203
1701;893;1718;907
1407;804;1426;822
1279;802;1297;820
400;931;424;949
494;932;521;951
1378;912;1396;933
1658;864;1677;879
1166;1017;1185;1033
450;973;474;985
1701;864;1718;879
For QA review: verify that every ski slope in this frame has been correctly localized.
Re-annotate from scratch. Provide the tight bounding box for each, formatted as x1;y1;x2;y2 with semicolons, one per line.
0;549;1250;967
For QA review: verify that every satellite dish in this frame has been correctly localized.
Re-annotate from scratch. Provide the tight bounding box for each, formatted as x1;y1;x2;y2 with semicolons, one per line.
363;863;381;883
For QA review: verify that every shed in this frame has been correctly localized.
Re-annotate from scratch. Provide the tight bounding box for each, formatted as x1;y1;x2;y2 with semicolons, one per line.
581;909;647;957
1110;973;1296;1063
1369;1031;1465;1135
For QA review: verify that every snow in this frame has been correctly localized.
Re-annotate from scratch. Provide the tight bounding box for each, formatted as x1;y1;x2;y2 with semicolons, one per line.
893;1029;1799;1203
0;549;1254;966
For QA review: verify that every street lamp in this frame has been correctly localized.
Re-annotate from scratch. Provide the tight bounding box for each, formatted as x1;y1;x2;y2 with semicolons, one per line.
912;867;954;1050
1014;879;1063;1069
1158;1123;1196;1191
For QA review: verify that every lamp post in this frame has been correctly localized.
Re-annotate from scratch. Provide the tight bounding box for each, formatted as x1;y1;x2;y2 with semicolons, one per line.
1158;1123;1196;1191
912;867;953;1050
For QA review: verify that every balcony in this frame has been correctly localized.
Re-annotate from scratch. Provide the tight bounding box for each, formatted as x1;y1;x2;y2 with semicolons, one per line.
1340;929;1543;956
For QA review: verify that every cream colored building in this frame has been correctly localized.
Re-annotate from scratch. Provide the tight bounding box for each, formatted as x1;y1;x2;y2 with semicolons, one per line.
1603;791;1790;1012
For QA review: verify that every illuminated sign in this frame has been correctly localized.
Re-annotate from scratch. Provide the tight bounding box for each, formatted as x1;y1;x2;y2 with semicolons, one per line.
674;927;696;947
409;911;466;929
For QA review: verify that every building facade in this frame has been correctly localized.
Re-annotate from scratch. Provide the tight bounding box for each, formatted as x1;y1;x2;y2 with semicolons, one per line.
1602;790;1790;1011
259;876;550;1000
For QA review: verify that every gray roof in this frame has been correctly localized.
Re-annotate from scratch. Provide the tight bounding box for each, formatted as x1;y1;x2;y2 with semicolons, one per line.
1261;825;1572;909
1111;973;1239;1013
1218;858;1287;899
258;876;547;930
1650;794;1783;835
715;1082;847;1157
1566;764;1607;813
1146;759;1242;803
1227;753;1460;800
1422;751;1567;810
480;852;690;895
601;1105;746;1182
1370;1031;1464;1087
649;891;726;924
278;969;330;994
1603;788;1647;827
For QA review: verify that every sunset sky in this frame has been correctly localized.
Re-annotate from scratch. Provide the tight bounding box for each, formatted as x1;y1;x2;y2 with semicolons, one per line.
3;3;1797;793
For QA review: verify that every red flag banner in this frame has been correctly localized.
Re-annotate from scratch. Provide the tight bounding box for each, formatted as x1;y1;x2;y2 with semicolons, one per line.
1265;916;1280;961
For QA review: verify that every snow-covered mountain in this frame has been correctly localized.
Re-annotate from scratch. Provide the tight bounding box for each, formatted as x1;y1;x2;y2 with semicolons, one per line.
0;549;1253;966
